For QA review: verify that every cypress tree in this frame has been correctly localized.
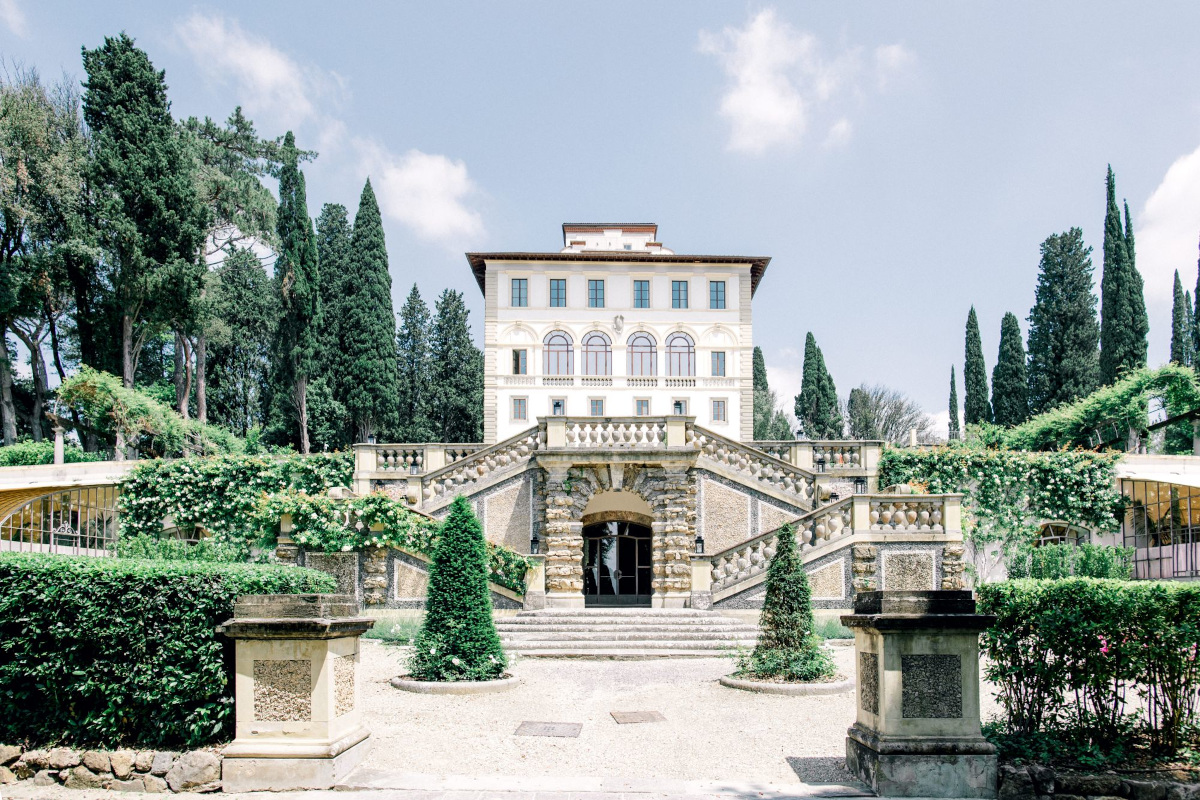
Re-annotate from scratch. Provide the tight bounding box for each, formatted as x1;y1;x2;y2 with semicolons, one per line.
752;346;768;392
341;180;399;442
396;284;434;442
794;332;842;438
846;386;878;440
991;312;1029;426
314;203;351;377
948;367;960;440
1187;290;1196;369
737;524;834;682
266;131;321;453
1193;238;1200;366
963;307;992;425
428;289;483;443
1099;167;1149;384
1026;229;1100;414
408;496;507;681
1172;270;1190;366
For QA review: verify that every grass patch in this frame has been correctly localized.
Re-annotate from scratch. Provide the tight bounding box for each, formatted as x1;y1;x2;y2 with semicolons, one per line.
813;617;853;639
362;614;424;645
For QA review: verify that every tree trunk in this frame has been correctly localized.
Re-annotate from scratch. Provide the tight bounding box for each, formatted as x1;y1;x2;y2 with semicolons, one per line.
121;313;135;389
174;331;188;417
296;375;310;454
114;429;126;461
0;336;16;446
196;333;207;423
66;255;98;368
11;324;48;442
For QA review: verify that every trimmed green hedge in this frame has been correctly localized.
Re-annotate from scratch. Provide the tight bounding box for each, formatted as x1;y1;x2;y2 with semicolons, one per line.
0;553;335;748
0;440;99;467
978;579;1200;760
1005;543;1133;580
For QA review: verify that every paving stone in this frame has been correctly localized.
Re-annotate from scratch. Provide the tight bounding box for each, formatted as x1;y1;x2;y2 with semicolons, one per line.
82;749;111;773
0;745;21;766
150;751;178;776
609;711;665;724
514;721;582;738
63;765;106;789
134;751;155;772
165;750;221;792
110;750;136;779
143;774;168;793
105;777;147;793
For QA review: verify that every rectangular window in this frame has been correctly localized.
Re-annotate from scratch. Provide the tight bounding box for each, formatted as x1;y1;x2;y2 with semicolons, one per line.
711;351;726;377
512;397;527;421
550;278;566;307
636;399;650;416
588;279;605;308
590;398;605;416
551;398;566;416
512;349;528;375
633;279;650;309
673;399;688;416
712;400;727;422
511;278;528;308
672;280;688;309
709;280;726;309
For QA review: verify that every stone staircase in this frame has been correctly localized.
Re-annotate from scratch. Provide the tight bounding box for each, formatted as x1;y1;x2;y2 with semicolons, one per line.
496;608;758;658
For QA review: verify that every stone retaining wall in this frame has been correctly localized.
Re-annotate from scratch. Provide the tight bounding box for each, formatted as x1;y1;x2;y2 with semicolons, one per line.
0;744;221;793
999;763;1200;800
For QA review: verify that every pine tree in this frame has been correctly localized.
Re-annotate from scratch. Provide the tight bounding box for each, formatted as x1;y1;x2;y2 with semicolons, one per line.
991;312;1029;426
948;366;961;440
1172;270;1191;366
428;289;483;443
314;203;351;378
341;180;398;442
408;496;507;682
737;524;835;682
794;332;842;438
1026;229;1101;415
963;307;992;425
266;131;321;453
1099;167;1149;384
82;34;205;395
751;346;793;440
396;284;434;442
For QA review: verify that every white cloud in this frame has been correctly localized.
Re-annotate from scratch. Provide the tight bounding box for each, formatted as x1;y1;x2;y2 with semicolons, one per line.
174;12;484;245
823;118;853;149
698;9;913;154
1135;144;1200;362
359;145;484;244
0;0;27;37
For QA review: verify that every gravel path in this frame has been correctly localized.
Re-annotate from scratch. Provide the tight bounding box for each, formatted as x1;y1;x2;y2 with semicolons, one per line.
363;640;932;786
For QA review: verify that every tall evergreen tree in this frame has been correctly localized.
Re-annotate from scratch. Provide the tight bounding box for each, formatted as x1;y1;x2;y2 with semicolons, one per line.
1171;270;1191;366
752;346;793;440
396;284;434;442
314;203;351;378
1187;290;1196;370
991;312;1029;426
1026;229;1101;414
428;289;483;443
1099;166;1149;384
266;131;320;453
341;180;398;442
794;332;842;438
963;307;992;425
81;34;205;396
846;386;878;440
1193;238;1200;366
948;366;960;440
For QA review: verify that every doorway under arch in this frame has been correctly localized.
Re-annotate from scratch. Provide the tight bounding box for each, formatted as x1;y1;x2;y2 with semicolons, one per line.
582;520;653;606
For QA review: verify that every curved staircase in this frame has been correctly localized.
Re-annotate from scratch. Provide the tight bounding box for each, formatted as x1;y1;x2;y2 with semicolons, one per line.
496;608;758;659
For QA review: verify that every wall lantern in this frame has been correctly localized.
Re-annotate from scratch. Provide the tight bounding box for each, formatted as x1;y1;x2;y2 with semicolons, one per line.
816;458;827;473
828;492;840;503
694;533;705;555
367;433;376;445
854;476;868;494
530;532;540;555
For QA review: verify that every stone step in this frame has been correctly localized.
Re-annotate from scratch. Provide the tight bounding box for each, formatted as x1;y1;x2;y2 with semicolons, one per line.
499;630;756;642
513;608;722;616
511;648;737;659
495;622;755;633
502;638;744;651
503;615;750;625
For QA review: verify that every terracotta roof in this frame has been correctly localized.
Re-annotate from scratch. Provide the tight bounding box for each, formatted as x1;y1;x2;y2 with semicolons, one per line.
465;251;771;297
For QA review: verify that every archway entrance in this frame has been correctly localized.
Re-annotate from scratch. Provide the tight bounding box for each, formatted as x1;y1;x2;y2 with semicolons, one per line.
582;521;653;606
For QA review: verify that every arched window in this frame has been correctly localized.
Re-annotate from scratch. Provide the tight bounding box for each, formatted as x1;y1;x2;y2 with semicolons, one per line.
544;331;573;375
666;332;695;377
627;332;657;376
582;331;612;376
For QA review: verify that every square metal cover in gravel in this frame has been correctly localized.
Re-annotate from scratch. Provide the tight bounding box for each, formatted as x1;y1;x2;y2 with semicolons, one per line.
514;721;583;738
610;711;666;724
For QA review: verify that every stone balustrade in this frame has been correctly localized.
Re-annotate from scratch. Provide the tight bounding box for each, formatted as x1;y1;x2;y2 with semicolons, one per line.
690;427;816;502
555;417;669;448
421;428;544;503
749;439;884;479
357;443;481;477
868;498;946;532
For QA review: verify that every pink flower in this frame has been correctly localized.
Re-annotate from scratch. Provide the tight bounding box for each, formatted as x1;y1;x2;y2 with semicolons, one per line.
1099;635;1110;655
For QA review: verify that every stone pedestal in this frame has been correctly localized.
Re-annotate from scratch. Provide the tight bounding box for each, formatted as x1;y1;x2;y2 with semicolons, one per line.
842;591;997;799
218;594;375;792
523;554;547;610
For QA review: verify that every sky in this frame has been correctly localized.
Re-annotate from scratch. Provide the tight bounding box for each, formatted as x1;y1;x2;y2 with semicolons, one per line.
7;2;1200;435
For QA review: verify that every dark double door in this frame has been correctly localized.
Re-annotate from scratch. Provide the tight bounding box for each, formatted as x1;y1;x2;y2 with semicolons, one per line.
582;521;653;606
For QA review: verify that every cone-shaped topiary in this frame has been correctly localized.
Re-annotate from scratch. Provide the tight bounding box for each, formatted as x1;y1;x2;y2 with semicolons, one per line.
735;525;835;682
408;496;507;681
